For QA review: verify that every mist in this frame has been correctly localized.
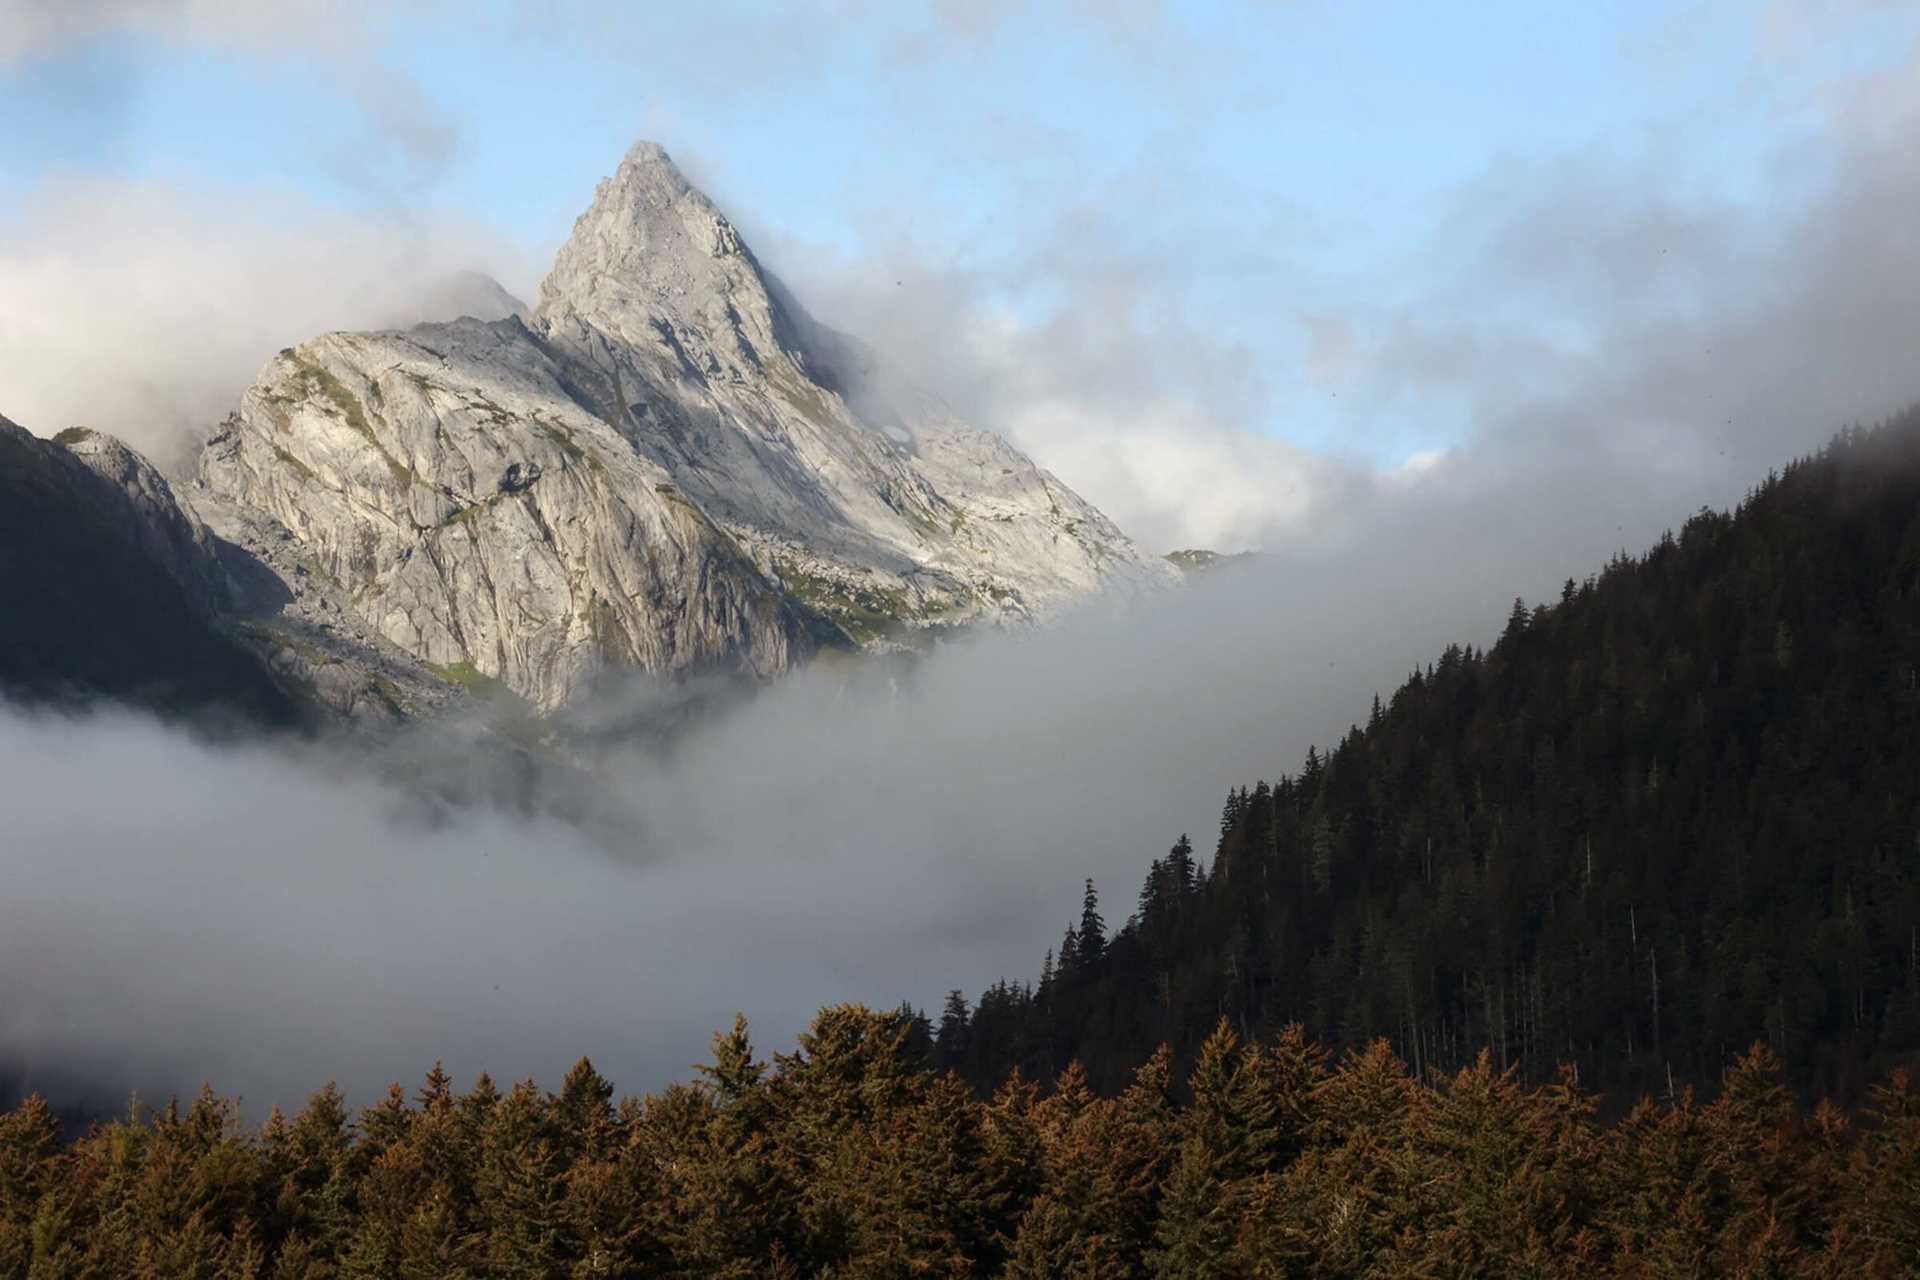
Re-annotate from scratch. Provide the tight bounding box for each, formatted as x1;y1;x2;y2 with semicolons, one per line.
0;178;533;468
0;396;1832;1115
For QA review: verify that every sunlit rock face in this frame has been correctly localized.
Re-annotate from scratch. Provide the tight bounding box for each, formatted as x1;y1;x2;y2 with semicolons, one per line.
199;141;1174;710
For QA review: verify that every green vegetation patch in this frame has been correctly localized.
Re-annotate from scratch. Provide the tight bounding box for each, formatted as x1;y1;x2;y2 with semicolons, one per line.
464;393;516;427
270;444;317;483
773;558;921;648
533;416;603;473
422;658;554;751
238;622;337;669
365;674;408;716
422;659;508;697
441;491;511;528
773;368;840;430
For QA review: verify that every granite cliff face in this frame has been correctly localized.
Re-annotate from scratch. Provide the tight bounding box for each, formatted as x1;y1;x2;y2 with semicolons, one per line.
197;141;1175;710
197;317;805;713
0;419;463;721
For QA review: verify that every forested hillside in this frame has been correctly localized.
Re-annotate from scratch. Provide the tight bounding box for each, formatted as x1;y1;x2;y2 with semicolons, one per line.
5;1009;1920;1277
944;413;1920;1105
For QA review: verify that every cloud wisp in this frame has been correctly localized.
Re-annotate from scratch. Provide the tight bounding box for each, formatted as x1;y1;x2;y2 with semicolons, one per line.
0;177;533;468
0;0;461;189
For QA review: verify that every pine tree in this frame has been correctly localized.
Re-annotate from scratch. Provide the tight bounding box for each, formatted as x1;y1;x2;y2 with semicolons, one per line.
1059;925;1082;978
473;1080;565;1278
1147;1140;1236;1279
936;991;974;1074
0;1093;60;1275
1148;1021;1279;1277
416;1062;453;1112
698;1014;767;1106
978;1070;1045;1257
553;1057;618;1166
1166;836;1197;899
1837;1067;1920;1269
1078;879;1107;968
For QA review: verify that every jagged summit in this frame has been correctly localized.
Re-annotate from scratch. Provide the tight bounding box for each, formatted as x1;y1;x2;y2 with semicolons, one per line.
537;142;753;305
194;139;1176;710
535;139;808;388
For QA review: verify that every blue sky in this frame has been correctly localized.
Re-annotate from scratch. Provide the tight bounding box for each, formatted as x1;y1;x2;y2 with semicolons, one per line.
5;2;1870;254
3;0;1918;550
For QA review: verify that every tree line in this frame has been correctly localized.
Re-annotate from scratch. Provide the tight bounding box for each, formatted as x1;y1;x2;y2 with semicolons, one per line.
5;1007;1920;1276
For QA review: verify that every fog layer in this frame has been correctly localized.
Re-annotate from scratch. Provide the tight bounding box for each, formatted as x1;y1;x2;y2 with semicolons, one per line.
0;426;1842;1111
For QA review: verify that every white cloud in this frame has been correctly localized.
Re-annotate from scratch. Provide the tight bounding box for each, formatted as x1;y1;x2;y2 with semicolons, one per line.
0;532;1589;1110
0;0;461;190
0;176;533;464
1000;397;1339;553
0;0;450;65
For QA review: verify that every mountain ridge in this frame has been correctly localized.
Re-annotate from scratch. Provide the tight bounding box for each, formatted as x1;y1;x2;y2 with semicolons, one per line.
0;417;298;721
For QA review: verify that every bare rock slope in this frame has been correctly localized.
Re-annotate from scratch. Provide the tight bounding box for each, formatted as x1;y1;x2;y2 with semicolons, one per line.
0;417;295;720
48;426;464;721
54;427;235;612
199;141;1174;709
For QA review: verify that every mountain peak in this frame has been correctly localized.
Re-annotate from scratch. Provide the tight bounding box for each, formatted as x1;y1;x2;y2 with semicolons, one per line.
620;138;680;174
607;139;698;210
534;138;762;333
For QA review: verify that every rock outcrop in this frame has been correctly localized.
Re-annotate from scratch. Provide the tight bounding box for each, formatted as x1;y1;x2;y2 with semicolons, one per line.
196;318;807;712
1;420;465;721
197;141;1176;710
186;488;474;723
0;416;295;720
54;427;234;613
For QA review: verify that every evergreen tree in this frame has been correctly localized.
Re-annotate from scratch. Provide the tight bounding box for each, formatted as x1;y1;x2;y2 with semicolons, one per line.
936;991;974;1074
1078;879;1107;969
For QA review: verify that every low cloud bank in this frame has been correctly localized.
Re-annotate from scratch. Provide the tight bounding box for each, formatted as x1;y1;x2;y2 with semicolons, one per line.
0;426;1788;1113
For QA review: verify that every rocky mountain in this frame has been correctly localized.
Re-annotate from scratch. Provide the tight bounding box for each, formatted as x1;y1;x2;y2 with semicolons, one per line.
195;141;1175;711
53;427;236;613
0;417;295;721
